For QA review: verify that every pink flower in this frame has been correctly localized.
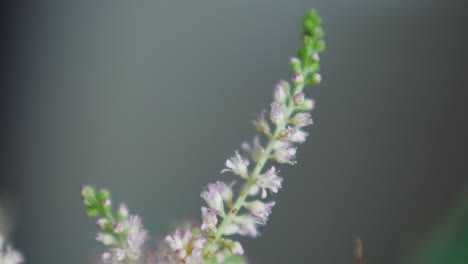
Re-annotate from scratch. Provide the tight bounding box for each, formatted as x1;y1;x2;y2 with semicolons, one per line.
291;112;313;127
221;151;250;178
270;102;285;124
201;207;218;231
201;182;225;215
157;228;207;264
245;201;276;224
272;142;297;165
257;166;283;199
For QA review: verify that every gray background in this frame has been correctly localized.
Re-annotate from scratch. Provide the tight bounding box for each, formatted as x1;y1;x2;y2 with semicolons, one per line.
1;0;467;263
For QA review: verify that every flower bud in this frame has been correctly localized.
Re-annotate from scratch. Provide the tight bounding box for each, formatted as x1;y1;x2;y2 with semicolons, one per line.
274;84;287;103
113;222;124;233
81;185;95;199
278;80;291;94
293;92;305;105
296;99;315;111
117;204;129;220
97;189;110;200
270;102;285;124
218;182;234;203
96;218;109;229
310;53;320;62
230;241;245;255
292;72;304;85
253;110;271;135
101;198;112;208
82;197;93;207
312;73;321;84
96;233;117;246
289;57;301;72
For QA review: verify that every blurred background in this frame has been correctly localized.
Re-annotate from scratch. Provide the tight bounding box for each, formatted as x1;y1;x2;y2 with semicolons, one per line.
0;0;467;263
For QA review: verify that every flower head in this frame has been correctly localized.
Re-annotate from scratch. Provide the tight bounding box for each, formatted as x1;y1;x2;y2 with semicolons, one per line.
221;151;250;178
245;200;276;224
233;215;261;238
272;142;297;164
156;228;207;264
201;182;225;215
257;166;283;199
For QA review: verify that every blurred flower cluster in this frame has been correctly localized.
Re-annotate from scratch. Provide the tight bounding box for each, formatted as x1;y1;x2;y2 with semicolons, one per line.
0;234;23;264
81;186;148;264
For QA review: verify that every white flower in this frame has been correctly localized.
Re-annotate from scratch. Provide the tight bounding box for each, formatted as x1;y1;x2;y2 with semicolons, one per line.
293;92;305;105
257;166;283;199
0;235;24;264
272;141;297;164
126;215;148;260
117;203;129;219
201;207;218;231
230;241;244;255
221;151;250;178
253;109;271;135
232;215;260;238
290;112;313;127
279;126;309;143
292;72;304;83
245;200;275;224
102;248;125;263
218;181;235;203
270;102;285;124
157;228;207;264
201;182;225;215
274;83;287;102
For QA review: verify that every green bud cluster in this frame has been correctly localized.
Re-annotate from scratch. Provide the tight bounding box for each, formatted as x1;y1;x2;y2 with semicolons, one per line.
296;9;325;83
81;185;129;235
